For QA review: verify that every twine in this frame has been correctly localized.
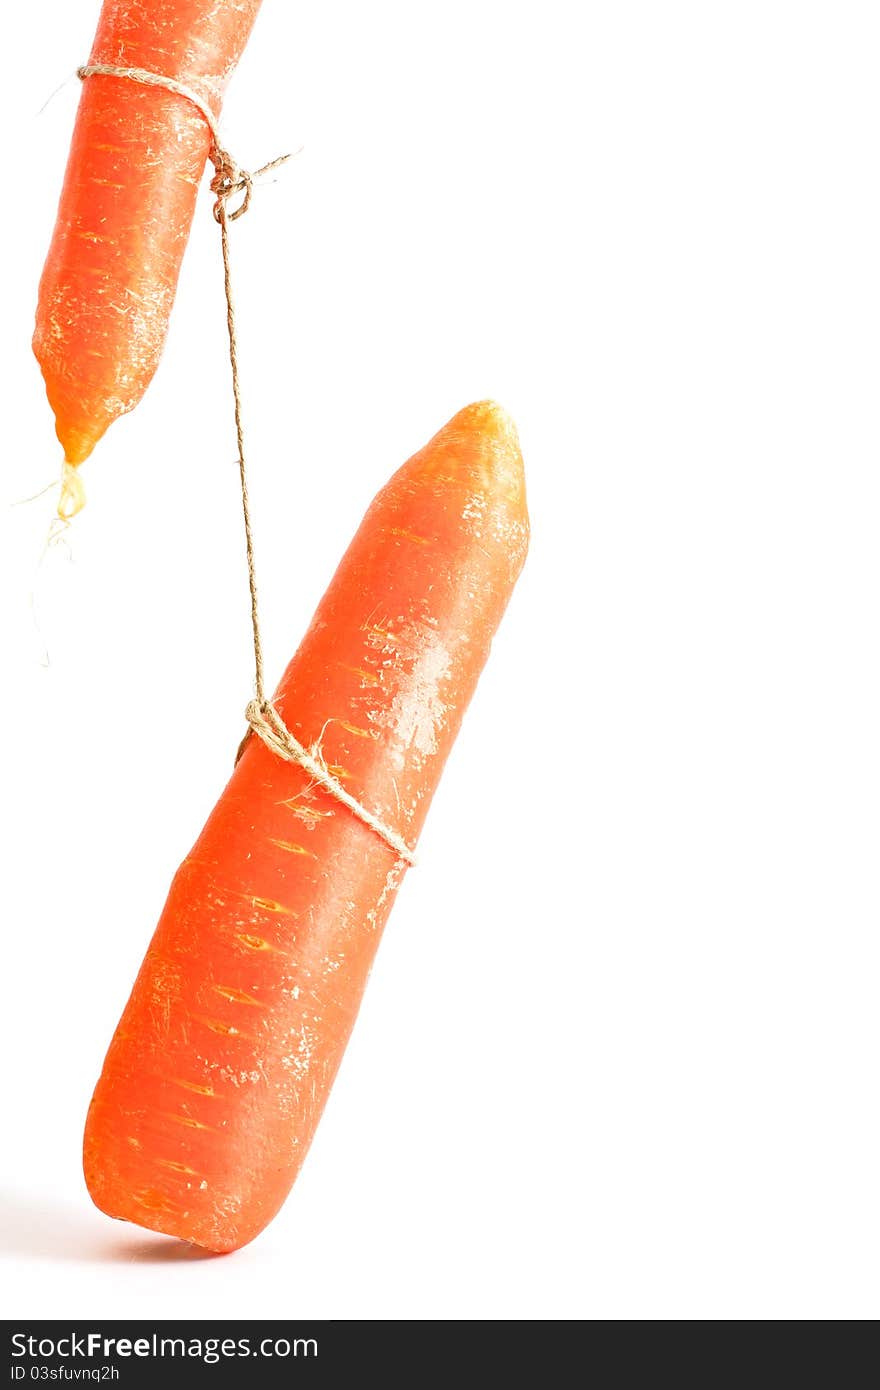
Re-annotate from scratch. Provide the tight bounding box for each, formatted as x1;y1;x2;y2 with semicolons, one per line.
78;63;417;866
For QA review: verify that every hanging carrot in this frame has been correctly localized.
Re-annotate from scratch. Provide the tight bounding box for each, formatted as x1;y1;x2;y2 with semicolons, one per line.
33;0;264;517
83;400;529;1254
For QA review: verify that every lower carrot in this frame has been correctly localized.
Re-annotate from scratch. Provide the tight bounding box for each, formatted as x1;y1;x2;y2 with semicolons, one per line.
83;400;529;1253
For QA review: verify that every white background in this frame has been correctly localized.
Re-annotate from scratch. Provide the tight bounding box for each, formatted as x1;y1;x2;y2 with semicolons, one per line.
1;0;878;1321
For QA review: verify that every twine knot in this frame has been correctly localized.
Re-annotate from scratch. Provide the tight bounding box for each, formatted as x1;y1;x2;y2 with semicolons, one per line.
210;146;254;223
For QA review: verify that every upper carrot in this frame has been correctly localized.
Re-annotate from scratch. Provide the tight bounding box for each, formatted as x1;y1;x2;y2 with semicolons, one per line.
83;400;529;1253
33;0;264;515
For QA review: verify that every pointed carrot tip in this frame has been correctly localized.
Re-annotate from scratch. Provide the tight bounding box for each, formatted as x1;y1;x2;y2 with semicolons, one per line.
455;398;519;443
57;425;98;469
447;399;526;507
34;346;102;469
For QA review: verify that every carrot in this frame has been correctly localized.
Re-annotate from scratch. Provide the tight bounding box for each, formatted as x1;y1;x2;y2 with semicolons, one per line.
33;0;264;517
83;400;529;1253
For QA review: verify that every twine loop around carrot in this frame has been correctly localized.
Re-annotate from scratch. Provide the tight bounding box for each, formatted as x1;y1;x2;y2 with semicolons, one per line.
77;62;417;867
244;701;418;865
76;64;289;224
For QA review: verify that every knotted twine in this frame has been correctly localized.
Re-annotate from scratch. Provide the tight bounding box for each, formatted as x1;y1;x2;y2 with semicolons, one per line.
77;63;417;866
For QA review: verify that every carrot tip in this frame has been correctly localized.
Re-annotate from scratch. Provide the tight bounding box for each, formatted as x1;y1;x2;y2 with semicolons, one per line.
467;398;520;440
58;463;86;520
438;400;527;507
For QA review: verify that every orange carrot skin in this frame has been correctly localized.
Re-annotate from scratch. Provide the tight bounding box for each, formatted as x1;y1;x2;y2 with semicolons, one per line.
33;0;263;471
83;402;529;1253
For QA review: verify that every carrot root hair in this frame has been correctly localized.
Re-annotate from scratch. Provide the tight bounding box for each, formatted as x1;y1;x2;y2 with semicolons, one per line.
58;463;86;520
